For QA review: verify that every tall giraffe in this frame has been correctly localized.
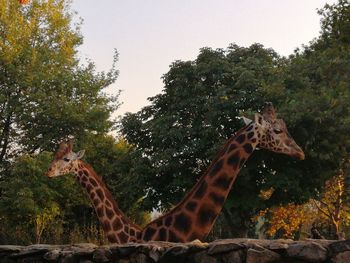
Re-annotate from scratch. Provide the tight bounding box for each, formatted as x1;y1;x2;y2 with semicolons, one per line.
46;140;141;244
140;103;305;242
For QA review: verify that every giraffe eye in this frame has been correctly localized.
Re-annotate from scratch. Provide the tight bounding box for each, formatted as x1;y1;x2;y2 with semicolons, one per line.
274;129;282;134
63;157;70;162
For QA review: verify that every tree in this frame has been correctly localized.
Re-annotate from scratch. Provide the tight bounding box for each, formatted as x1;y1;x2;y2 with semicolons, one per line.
258;168;350;240
312;168;350;239
259;203;315;240
0;134;152;244
317;0;350;47
34;203;60;244
0;0;125;244
0;0;119;167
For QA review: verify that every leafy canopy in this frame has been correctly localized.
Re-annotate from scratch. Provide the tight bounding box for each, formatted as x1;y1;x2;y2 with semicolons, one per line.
0;0;119;165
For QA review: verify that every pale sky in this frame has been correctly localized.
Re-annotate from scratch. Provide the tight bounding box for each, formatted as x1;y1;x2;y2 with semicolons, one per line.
71;0;335;116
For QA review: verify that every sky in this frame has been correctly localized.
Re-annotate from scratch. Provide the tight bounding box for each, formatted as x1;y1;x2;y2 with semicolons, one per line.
70;0;336;116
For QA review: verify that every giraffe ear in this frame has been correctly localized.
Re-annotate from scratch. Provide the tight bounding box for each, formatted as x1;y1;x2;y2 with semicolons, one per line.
241;116;253;125
76;150;85;159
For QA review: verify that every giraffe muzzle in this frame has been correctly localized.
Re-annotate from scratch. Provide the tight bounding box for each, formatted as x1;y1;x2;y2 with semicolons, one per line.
45;167;57;178
46;172;54;178
294;151;305;160
290;146;305;160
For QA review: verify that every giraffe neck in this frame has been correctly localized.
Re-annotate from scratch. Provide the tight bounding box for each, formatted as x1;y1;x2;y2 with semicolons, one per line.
141;122;260;242
72;160;141;243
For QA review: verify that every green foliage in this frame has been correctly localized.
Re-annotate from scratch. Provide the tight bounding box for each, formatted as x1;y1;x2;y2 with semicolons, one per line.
317;0;350;46
0;135;151;244
0;0;142;245
0;152;86;244
0;0;119;165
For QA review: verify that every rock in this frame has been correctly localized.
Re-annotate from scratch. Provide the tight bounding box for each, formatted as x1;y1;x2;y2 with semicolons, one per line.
61;253;77;263
71;248;95;257
136;243;157;255
0;245;23;253
146;241;174;248
27;244;60;250
329;239;350;254
8;246;49;259
149;247;162;262
246;248;281;263
332;251;350;263
160;245;189;263
132;253;149;263
208;240;245;255
287;241;328;262
244;239;278;249
163;245;189;257
73;243;98;249
249;244;265;251
71;243;97;257
93;248;112;262
222;249;245;263
110;244;137;257
43;249;61;262
305;238;334;246
267;240;290;251
0;245;23;259
191;251;218;263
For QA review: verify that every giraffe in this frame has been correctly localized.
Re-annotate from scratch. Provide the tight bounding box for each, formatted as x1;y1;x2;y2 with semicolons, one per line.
140;102;305;242
45;140;142;244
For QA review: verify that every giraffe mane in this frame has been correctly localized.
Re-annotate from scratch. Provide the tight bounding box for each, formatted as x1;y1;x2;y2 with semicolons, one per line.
81;161;142;231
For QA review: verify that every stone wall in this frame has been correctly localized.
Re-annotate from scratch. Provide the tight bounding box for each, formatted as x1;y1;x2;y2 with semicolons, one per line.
1;238;350;263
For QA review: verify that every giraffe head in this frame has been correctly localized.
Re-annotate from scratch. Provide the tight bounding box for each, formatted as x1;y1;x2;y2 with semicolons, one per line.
252;102;305;160
46;140;85;178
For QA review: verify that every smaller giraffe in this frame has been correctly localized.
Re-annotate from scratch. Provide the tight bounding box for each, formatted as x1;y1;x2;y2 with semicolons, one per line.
46;140;141;244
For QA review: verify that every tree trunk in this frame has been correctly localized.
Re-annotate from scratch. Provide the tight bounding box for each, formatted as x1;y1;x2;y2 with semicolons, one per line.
0;114;11;164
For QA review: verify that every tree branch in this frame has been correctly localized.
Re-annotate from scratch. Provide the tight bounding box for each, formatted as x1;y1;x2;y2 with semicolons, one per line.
312;199;331;218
